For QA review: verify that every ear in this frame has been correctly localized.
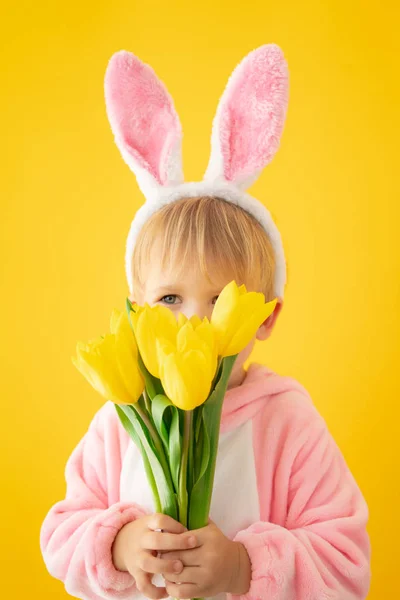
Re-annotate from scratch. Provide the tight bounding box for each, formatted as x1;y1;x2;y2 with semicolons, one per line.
204;44;289;191
256;298;284;341
104;50;184;198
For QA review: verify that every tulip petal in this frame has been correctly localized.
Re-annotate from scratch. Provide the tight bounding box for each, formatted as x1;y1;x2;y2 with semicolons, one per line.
97;334;133;403
178;312;188;328
189;314;202;328
133;310;160;377
211;280;239;328
75;336;124;403
223;299;278;356
176;321;218;381
73;324;141;404
158;349;212;410
154;304;179;336
211;280;278;357
110;308;121;335
118;311;139;357
114;325;144;402
131;304;178;378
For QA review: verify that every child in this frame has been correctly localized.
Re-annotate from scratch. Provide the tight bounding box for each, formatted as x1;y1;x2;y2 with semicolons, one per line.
40;45;371;600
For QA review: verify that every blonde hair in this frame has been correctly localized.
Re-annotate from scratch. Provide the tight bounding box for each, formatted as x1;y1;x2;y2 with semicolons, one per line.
131;196;276;301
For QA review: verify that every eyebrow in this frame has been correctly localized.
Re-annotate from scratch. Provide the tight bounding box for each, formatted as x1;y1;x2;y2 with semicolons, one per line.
149;285;222;296
149;285;182;294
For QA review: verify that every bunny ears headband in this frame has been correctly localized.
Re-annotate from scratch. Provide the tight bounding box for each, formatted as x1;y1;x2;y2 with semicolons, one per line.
104;44;289;299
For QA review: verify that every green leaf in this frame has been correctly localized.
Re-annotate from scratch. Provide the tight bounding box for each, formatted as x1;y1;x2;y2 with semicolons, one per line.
152;394;182;492
151;394;171;453
212;357;224;387
114;404;161;513
169;407;181;493
117;403;178;520
188;355;237;530
193;413;210;487
125;297;134;313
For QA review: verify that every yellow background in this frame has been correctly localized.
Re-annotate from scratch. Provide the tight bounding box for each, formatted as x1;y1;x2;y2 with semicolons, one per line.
1;1;399;597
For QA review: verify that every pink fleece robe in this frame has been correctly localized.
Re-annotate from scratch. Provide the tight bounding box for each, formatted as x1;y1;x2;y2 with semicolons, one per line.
40;363;371;600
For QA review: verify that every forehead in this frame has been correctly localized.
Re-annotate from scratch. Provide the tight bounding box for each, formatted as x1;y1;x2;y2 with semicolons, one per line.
145;263;226;292
143;250;236;296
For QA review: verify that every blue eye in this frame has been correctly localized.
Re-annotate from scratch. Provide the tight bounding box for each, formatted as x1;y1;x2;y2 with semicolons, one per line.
161;295;178;305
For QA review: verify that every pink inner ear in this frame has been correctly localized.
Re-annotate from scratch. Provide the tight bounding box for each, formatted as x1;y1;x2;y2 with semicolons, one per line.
105;51;181;185
219;45;288;184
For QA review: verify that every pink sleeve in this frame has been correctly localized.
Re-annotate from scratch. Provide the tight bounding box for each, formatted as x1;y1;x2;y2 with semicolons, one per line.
40;402;149;599
230;406;371;600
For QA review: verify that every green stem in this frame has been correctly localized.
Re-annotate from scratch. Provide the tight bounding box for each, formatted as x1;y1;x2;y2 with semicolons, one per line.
178;410;193;528
143;388;151;413
187;409;195;496
132;401;175;494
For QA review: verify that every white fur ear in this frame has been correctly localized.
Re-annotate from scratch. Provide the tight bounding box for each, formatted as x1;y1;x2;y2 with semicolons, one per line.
104;50;184;199
204;44;289;191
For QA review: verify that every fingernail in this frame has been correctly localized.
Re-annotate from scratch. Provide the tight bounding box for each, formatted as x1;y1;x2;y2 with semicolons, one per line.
188;536;196;547
174;561;181;572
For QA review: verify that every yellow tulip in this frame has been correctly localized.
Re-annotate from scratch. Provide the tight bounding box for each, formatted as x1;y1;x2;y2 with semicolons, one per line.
72;309;144;404
129;304;178;378
211;280;278;357
156;318;218;410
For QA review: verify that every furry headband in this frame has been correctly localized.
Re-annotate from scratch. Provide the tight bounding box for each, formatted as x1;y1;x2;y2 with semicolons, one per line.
104;44;289;298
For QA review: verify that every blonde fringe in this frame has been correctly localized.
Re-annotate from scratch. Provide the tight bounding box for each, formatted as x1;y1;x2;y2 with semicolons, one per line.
131;196;276;301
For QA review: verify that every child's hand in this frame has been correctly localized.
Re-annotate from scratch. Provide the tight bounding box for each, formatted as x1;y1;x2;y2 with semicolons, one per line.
159;518;251;598
112;513;197;600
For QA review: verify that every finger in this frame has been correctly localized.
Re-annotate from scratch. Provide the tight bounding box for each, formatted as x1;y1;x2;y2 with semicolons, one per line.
163;566;202;585
165;581;200;599
160;549;201;565
137;552;184;576
142;531;199;552
148;514;188;534
134;571;168;600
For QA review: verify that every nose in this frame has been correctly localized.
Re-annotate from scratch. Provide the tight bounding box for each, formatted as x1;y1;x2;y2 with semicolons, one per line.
183;302;213;322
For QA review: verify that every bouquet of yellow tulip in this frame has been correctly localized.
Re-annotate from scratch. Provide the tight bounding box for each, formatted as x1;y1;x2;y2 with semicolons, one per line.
72;281;277;595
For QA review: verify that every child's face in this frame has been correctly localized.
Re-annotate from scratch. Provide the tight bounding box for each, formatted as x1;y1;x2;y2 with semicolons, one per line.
131;258;282;389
